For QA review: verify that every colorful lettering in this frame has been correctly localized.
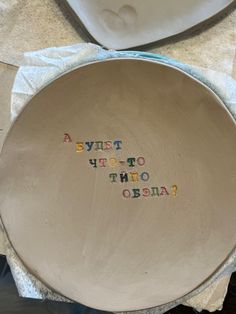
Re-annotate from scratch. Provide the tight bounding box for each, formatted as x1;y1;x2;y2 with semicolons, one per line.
104;141;112;150
63;133;72;143
127;157;136;167
137;157;145;166
85;142;94;151
171;185;178;196
160;187;169;196
143;188;150;197
132;189;141;198
123;189;131;198
109;158;118;167
113;140;122;150
129;172;139;182
98;158;107;167
95;141;103;151
89;159;97;168
109;173;118;183
76;142;84;152
120;172;128;183
151;187;159;196
140;172;149;182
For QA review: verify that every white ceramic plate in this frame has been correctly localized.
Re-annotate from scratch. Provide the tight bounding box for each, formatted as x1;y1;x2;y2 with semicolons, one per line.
63;0;234;49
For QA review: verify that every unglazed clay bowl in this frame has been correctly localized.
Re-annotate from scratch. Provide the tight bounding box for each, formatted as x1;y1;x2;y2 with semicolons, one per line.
0;59;236;311
63;0;234;49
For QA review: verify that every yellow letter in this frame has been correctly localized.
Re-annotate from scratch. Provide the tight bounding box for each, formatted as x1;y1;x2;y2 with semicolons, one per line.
76;142;84;152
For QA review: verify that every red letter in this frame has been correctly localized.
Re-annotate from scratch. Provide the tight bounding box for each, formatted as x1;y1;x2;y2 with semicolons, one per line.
104;141;112;150
160;187;169;196
123;189;131;198
63;133;72;143
98;158;107;167
143;188;150;197
137;157;145;166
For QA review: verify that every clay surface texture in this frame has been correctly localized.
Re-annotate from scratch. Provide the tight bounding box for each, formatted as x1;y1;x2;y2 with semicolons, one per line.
0;59;236;311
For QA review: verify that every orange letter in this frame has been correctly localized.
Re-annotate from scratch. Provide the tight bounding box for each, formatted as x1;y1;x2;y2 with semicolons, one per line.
76;142;84;152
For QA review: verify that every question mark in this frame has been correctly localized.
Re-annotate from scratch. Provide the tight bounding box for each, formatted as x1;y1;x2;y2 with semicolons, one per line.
172;185;178;196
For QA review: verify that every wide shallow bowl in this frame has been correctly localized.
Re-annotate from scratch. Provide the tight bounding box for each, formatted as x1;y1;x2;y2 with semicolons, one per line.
0;59;236;312
63;0;234;49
